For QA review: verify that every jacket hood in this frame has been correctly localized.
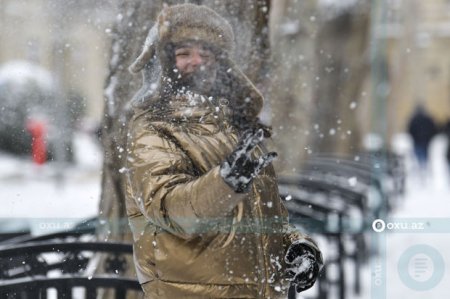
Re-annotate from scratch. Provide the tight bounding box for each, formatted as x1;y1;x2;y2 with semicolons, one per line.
129;4;234;74
128;4;264;121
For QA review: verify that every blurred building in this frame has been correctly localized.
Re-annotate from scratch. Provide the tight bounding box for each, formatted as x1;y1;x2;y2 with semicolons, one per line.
376;0;450;134
269;0;450;164
0;0;118;122
1;0;448;151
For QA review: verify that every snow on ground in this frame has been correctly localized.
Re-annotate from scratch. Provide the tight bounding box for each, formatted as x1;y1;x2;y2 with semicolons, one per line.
0;130;102;235
345;134;450;299
298;133;450;299
1;130;449;298
0;60;55;91
381;134;450;298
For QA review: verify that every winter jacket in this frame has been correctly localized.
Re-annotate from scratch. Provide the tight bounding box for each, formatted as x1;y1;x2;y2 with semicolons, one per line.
124;94;320;299
408;110;437;148
445;120;450;162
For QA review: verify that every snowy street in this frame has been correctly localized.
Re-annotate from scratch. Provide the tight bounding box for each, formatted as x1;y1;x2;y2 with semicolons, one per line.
378;134;450;298
0;131;102;236
295;134;450;299
336;134;450;299
1;131;449;298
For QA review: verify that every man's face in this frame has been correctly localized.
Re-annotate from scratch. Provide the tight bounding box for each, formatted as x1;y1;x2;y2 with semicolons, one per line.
174;42;217;95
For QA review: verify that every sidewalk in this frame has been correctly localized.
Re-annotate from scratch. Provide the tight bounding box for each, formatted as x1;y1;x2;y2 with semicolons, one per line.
373;134;450;298
0;131;102;235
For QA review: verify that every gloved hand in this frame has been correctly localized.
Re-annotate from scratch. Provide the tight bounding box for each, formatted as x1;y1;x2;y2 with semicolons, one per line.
219;128;277;193
285;240;323;293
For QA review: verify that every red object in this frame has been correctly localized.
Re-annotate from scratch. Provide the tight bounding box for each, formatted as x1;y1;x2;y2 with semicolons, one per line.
26;120;47;165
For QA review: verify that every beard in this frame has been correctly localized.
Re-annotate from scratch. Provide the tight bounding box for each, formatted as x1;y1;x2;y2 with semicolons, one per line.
174;64;218;96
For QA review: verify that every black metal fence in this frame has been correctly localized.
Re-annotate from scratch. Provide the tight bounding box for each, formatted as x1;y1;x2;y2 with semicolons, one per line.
0;276;141;299
0;228;142;299
281;150;405;299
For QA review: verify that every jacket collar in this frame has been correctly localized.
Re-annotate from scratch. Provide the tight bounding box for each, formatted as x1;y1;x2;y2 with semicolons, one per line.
142;93;232;125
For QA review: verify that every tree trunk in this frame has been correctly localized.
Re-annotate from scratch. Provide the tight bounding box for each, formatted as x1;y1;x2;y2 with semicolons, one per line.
311;6;370;155
269;0;370;176
269;0;319;175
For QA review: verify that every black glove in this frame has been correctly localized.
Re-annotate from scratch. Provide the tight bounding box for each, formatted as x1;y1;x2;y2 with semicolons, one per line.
219;128;277;193
285;241;323;293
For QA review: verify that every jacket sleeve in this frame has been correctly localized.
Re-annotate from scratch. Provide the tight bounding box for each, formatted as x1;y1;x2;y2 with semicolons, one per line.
125;119;247;239
280;200;323;266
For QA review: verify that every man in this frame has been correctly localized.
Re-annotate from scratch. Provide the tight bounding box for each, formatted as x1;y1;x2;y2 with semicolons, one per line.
444;119;450;175
125;4;323;298
407;104;437;172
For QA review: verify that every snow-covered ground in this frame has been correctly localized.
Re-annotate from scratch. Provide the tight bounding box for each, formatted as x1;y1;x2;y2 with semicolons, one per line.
380;134;450;298
297;133;450;299
344;134;450;299
0;131;102;236
1;131;449;298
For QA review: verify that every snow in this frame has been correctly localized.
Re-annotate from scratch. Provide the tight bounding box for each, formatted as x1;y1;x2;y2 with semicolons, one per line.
143;24;159;52
104;74;118;116
319;0;359;10
318;0;361;20
0;129;448;298
0;131;102;236
0;60;55;91
279;20;301;36
288;255;313;275
379;134;450;298
297;133;450;299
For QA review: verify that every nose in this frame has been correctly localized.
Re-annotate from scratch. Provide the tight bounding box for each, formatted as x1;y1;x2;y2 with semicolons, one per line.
189;51;203;68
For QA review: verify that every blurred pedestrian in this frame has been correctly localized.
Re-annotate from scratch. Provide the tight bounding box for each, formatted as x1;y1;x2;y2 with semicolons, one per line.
124;4;323;299
407;105;437;172
444;119;450;173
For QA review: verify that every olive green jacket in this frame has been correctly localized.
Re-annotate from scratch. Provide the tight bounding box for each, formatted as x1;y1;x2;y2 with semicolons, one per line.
125;94;320;299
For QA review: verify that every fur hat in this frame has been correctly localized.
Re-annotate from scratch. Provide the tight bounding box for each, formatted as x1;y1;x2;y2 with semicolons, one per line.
129;4;263;119
129;4;235;74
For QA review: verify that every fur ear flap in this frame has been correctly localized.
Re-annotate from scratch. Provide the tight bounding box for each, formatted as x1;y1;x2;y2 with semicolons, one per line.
157;9;170;40
129;24;160;74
